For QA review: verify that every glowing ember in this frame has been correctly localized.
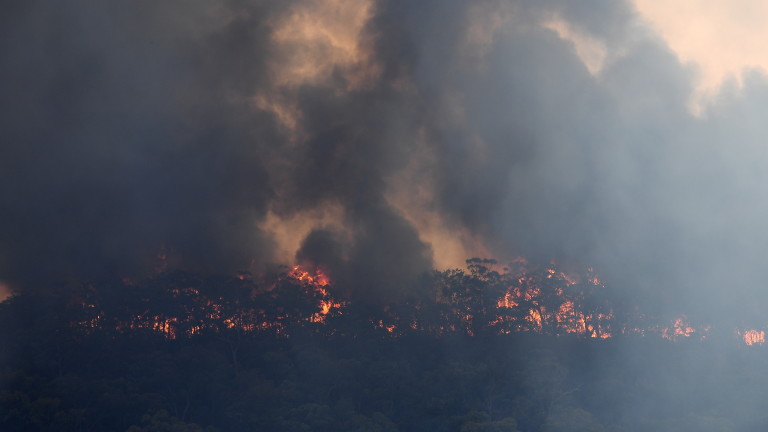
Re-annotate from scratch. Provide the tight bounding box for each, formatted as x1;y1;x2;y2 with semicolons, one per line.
290;265;345;324
526;309;543;331
290;265;331;286
742;329;765;346
374;320;397;334
661;316;696;341
497;292;519;309
488;263;616;337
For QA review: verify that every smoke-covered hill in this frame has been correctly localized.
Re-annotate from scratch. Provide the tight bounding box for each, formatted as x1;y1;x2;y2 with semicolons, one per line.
2;268;767;431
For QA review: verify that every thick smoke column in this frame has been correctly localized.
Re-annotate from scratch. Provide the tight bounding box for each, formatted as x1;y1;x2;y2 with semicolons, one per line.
0;0;434;302
0;1;282;284
3;0;768;322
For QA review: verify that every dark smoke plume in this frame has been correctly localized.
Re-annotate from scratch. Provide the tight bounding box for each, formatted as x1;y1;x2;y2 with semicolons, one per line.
3;0;768;322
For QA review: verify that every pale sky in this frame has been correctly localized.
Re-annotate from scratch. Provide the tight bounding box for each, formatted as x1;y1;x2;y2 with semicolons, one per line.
633;0;768;105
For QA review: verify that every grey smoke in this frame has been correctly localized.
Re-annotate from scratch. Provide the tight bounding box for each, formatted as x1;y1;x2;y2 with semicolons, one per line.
2;0;768;322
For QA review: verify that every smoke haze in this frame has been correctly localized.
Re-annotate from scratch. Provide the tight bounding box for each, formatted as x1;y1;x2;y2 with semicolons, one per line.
3;0;768;323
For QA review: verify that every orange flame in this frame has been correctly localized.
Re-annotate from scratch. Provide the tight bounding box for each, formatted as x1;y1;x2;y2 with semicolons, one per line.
742;329;765;346
290;265;331;286
69;260;761;346
661;316;696;341
289;265;345;323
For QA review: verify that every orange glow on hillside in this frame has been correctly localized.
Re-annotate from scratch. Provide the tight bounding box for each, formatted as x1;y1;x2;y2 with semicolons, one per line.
660;316;698;341
490;263;613;338
74;264;345;340
68;260;761;346
289;265;345;323
742;329;765;346
290;265;332;287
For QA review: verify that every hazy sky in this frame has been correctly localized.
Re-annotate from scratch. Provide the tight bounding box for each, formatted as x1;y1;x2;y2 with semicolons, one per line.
633;0;768;109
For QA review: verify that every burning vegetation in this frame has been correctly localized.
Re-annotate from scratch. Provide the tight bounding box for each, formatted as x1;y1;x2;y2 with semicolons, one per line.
53;259;763;346
3;258;768;432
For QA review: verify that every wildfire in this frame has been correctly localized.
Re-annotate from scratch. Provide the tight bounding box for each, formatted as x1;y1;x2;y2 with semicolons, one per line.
497;292;519;309
71;264;345;340
290;265;331;286
289;265;345;323
741;329;765;346
67;260;760;346
373;319;397;334
660;316;697;341
490;263;614;338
